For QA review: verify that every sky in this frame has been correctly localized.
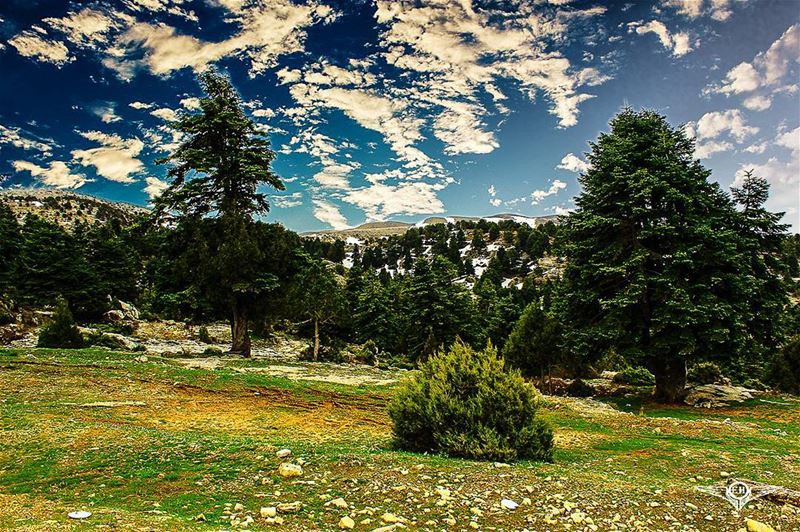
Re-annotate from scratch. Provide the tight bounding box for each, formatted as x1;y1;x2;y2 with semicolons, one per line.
0;0;798;233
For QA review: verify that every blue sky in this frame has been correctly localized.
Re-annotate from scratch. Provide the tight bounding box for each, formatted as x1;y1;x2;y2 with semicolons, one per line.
0;0;798;232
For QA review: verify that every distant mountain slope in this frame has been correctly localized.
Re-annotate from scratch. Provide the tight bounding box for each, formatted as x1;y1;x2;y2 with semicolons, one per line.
0;189;149;230
303;213;559;240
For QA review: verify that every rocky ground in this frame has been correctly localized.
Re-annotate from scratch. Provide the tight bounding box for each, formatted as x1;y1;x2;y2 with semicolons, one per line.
0;346;798;531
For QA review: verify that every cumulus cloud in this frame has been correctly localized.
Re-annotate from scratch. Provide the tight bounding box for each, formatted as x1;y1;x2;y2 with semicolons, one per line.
312;198;349;229
344;176;446;220
12;160;88;189
686;109;758;158
143;176;168;199
44;7;126;47
71;130;144;183
628;20;694;56
179;97;201;110
103;1;335;79
150;107;179;121
695;109;758;142
663;0;738;21
557;153;589;173
707;23;800;107
129;101;154;110
7;29;73;66
531;180;567;204
0;124;53;153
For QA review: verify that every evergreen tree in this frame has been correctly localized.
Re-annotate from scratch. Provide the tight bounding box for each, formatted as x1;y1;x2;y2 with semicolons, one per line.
352;271;398;350
404;257;476;360
290;254;346;360
0;204;21;298
503;303;563;387
558;109;750;402
730;170;790;373
153;71;284;356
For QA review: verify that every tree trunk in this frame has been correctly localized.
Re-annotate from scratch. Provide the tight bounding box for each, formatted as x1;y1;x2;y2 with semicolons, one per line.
652;358;687;403
230;302;251;358
313;317;319;361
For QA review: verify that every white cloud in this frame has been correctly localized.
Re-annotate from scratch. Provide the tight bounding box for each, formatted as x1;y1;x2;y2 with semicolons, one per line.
252;108;276;119
44;7;126;48
71;130;144;183
0;124;53;153
179;97;201;110
12;160;87;189
694;109;758;142
709;24;800;100
489;198;502;207
143;176;168;199
103;1;335;79
743;141;767;154
312;199;349;229
664;0;738;21
695;139;733;159
7;29;73;66
628;20;694;57
488;185;497;197
776;126;800;156
557;153;589;173
272;192;303;208
129;101;154;110
531;179;567;204
344;177;445;220
742;94;772;111
91;102;122;124
150;107;179;121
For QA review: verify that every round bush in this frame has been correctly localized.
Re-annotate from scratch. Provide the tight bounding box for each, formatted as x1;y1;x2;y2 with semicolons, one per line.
389;341;554;462
613;366;656;386
566;378;595;397
687;362;725;385
37;297;84;349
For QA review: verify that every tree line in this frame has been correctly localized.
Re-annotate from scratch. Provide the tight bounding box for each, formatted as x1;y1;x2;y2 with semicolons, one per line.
1;72;798;402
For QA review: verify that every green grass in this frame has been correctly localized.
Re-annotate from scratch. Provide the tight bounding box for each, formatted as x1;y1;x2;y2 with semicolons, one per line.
1;347;798;531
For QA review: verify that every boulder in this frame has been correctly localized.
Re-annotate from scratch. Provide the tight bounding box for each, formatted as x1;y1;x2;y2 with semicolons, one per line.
338;516;355;529
104;310;125;323
684;384;761;408
277;463;303;478
746;519;776;532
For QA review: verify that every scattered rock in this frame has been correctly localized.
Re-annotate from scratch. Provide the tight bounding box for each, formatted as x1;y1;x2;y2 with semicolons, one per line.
328;498;348;509
67;511;92;520
684;384;760;408
277;463;303;478
276;448;292;458
746;519;776;532
339;515;356;529
501;499;519;510
277;501;302;513
381;512;400;523
234;503;245;512
260;507;276;518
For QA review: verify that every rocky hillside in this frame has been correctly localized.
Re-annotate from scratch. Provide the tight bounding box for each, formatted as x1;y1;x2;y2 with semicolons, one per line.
0;189;148;230
302;213;558;240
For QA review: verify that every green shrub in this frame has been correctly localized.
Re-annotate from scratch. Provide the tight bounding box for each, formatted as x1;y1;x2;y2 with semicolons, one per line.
202;346;224;356
768;336;800;394
37;297;84;348
86;332;127;350
388;341;554;462
688;362;725;385
596;349;628;372
197;325;213;344
613;366;656;386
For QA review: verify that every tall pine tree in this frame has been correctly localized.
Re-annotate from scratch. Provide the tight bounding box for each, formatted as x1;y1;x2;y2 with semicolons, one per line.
558;109;750;402
154;71;284;356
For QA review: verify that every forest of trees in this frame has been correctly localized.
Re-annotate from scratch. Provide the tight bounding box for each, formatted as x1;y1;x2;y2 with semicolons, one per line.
1;74;799;402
